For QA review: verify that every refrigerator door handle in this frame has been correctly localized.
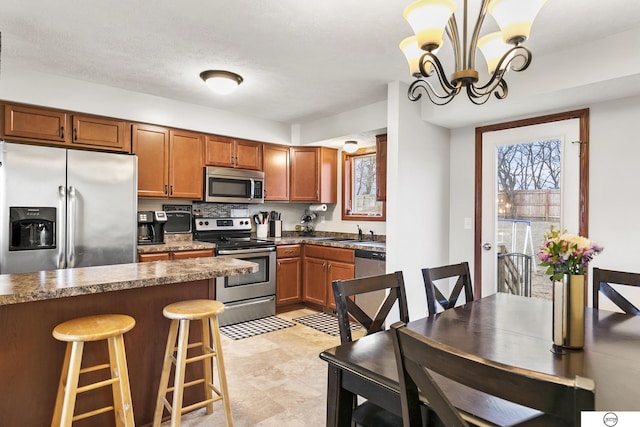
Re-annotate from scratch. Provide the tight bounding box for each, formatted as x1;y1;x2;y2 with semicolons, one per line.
57;186;67;269
67;186;77;268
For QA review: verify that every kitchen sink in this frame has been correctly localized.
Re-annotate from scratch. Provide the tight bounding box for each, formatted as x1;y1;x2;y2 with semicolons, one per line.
303;237;344;241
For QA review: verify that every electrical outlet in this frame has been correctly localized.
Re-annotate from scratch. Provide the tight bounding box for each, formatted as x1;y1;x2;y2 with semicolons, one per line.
464;218;472;230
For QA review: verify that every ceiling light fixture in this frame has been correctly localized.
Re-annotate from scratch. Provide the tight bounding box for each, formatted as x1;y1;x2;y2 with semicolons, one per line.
343;140;359;153
400;0;548;105
200;70;243;95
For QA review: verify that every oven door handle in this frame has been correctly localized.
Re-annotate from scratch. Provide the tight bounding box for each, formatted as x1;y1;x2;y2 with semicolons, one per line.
217;247;275;255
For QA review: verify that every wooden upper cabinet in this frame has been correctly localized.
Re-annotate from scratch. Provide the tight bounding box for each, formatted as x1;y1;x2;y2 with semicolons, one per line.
263;143;290;201
169;129;204;199
2;103;68;144
205;135;262;170
71;114;130;152
376;134;387;202
133;124;204;199
132;123;170;198
290;146;337;203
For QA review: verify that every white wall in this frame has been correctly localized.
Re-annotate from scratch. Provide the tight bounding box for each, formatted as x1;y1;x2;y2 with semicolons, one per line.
387;81;451;320
0;64;291;144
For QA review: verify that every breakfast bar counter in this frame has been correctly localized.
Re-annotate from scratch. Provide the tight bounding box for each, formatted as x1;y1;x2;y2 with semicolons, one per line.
0;258;258;426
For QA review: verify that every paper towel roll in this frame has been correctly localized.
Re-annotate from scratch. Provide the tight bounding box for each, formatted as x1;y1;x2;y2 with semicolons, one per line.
309;204;328;212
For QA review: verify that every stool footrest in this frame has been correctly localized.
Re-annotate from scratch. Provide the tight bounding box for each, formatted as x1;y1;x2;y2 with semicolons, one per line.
79;363;110;375
73;405;115;422
76;377;118;394
181;396;223;414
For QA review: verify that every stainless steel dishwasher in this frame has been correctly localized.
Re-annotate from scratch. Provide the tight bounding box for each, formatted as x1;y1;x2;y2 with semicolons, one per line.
354;249;387;317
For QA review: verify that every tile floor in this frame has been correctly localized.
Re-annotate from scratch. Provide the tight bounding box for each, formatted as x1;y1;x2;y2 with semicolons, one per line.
160;308;345;426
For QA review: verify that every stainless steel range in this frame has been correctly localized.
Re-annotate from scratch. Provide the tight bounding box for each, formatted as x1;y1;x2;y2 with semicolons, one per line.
193;217;276;326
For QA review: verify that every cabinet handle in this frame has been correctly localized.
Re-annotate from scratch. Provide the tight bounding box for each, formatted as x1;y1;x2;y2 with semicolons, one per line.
328;263;332;272
73;127;78;141
170;185;174;195
164;184;168;195
60;126;65;139
277;261;281;271
323;262;327;271
285;250;294;254
316;190;319;199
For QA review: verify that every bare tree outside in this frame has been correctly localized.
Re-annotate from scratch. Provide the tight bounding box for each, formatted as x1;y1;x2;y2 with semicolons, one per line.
497;139;561;300
352;154;382;215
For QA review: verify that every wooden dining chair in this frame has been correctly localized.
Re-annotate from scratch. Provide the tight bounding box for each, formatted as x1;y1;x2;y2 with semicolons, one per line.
421;262;473;316
332;271;409;427
390;321;595;427
592;267;640;315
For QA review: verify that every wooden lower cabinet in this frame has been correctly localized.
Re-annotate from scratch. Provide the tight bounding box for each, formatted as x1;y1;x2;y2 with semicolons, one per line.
302;245;354;309
138;248;214;262
276;245;302;308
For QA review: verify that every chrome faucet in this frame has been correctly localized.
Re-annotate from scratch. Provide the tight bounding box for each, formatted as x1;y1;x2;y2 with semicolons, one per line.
357;225;363;241
369;230;375;241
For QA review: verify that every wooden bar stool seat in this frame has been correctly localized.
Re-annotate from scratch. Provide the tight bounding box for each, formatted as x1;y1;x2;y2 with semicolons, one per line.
153;299;232;427
51;314;136;427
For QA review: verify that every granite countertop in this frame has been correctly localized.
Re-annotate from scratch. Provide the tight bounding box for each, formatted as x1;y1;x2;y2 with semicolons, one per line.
138;234;385;254
0;257;258;306
269;236;386;251
137;240;216;254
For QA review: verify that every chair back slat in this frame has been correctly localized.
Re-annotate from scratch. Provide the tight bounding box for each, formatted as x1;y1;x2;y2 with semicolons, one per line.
592;268;640;315
422;262;473;316
332;271;409;343
391;322;595;427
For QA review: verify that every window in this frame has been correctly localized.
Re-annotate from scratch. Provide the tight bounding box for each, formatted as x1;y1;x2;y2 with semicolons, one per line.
342;147;386;221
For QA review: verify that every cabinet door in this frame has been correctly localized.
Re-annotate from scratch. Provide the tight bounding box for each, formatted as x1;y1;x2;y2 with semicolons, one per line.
290;147;320;201
171;249;214;259
132;123;170;198
138;252;171;262
169;129;204;199
303;257;327;306
2;103;68;144
375;134;387;202
263;144;290;201
205;135;234;167
235;139;263;170
71;114;129;152
276;257;302;306
327;261;355;310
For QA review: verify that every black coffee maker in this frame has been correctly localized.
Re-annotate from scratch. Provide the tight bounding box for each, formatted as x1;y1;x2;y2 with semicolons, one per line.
137;211;168;245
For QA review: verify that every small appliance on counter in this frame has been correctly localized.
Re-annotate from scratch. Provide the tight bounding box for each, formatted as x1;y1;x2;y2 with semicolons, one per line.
137;211;168;244
162;204;192;234
296;210;317;235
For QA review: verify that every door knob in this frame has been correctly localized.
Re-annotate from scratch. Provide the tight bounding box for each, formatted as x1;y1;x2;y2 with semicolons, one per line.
482;243;492;251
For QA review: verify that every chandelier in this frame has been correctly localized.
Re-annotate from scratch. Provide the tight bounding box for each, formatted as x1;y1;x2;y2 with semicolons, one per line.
400;0;548;105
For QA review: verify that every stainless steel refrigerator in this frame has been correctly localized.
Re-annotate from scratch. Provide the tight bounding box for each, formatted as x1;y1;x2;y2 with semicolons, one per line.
0;141;137;274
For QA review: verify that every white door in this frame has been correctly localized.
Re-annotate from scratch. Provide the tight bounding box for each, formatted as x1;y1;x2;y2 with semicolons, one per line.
481;119;581;298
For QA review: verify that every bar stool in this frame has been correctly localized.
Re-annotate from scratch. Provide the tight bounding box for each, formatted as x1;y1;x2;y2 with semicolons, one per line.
153;299;232;427
51;314;136;427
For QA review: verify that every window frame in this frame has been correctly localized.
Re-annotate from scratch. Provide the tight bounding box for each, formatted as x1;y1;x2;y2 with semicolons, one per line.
341;146;386;221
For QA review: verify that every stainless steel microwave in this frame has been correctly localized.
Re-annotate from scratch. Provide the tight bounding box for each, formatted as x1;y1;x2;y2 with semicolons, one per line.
204;167;264;203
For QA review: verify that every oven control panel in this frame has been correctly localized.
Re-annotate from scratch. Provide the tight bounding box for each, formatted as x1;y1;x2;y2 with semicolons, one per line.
194;217;252;232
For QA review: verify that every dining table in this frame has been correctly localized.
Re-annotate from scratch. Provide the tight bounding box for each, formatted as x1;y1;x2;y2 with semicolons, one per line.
319;293;640;426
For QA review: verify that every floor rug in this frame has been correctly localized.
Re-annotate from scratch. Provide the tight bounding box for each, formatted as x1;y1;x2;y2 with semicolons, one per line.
292;312;362;336
219;316;295;340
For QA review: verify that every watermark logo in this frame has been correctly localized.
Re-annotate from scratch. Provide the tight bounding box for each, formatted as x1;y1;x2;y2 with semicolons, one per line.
603;412;618;427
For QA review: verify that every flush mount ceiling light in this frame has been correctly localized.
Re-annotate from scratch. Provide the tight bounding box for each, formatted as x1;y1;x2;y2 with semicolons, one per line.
199;70;243;95
343;140;359;153
400;0;548;105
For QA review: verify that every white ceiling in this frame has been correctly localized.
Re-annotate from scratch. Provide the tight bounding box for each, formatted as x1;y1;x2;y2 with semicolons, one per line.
1;1;640;130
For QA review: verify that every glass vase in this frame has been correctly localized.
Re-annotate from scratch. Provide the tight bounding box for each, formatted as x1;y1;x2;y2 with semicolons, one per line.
552;273;585;351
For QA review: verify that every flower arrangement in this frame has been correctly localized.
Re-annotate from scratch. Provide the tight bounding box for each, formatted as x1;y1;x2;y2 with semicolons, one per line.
537;226;603;281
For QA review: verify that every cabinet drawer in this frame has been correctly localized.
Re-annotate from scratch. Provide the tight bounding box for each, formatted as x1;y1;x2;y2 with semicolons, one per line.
277;244;301;258
138;252;171;262
171;249;214;260
304;245;354;263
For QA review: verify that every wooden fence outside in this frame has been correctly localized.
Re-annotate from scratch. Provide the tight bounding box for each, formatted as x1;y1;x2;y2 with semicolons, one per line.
498;189;560;220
